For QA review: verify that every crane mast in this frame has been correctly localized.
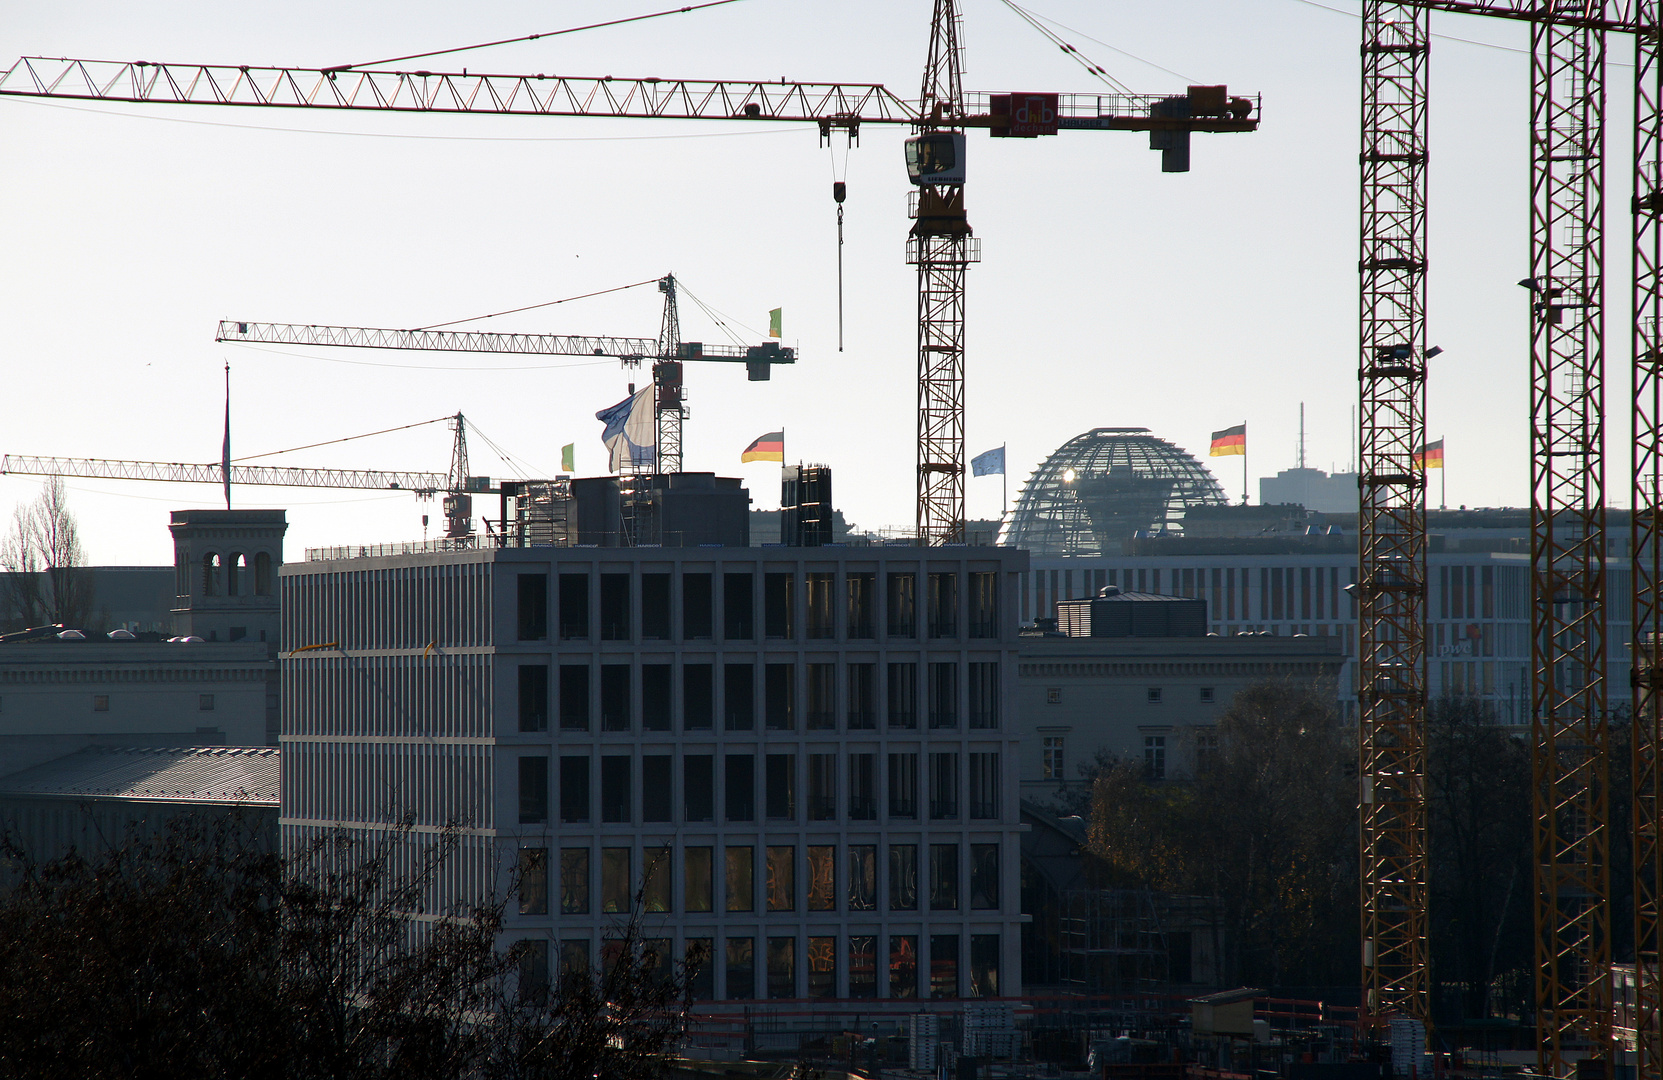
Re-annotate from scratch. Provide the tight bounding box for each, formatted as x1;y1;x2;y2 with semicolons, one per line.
909;0;975;545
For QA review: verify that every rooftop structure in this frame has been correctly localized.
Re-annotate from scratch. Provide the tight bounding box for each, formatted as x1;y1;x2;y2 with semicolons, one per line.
1001;429;1228;556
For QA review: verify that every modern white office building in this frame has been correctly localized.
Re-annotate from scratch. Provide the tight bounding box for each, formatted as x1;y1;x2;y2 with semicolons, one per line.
280;543;1028;1004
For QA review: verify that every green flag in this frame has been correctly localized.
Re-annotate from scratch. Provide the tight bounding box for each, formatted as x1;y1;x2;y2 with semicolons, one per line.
561;442;575;472
768;307;782;339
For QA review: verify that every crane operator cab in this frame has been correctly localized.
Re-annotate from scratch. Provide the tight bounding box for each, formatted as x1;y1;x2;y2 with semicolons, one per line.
905;133;966;185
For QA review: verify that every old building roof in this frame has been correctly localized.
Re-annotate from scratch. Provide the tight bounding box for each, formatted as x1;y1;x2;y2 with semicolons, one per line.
0;746;278;805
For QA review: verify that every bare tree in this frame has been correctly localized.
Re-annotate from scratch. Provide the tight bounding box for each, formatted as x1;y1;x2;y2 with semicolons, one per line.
0;478;91;630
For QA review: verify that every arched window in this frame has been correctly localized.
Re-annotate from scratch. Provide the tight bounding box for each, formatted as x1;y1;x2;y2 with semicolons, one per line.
202;553;221;597
175;553;189;598
255;552;273;596
228;553;245;597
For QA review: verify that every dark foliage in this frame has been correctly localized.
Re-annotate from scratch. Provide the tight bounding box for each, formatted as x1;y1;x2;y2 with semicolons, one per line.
0;815;694;1080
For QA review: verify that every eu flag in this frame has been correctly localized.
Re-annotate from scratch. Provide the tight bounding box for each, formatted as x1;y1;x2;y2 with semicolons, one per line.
971;446;1004;477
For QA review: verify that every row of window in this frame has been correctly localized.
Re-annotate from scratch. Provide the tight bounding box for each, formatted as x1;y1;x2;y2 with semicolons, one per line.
517;661;1000;733
520;930;1001;1002
516;841;1000;917
188;550;274;598
517;751;1001;825
80;694;216;713
518;570;1000;644
1037;733;1218;782
1042;686;1215;705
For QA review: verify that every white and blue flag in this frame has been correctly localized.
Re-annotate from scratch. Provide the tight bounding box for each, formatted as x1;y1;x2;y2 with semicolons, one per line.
971;446;1005;477
596;387;656;472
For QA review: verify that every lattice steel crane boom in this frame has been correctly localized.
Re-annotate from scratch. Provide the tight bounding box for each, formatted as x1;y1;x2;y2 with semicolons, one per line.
216;274;795;476
1;21;1260;543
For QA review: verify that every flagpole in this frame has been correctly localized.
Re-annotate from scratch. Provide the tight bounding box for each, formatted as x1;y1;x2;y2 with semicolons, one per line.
1441;436;1447;510
1242;422;1248;505
1001;442;1008;520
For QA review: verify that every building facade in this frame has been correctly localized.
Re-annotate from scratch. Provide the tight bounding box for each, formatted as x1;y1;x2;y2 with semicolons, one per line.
281;544;1029;1004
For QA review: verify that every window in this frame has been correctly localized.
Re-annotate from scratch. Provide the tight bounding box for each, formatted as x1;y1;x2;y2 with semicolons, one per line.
806;663;835;729
519;848;549;915
888;752;918;819
930;844;959;910
889;844;918;910
724;663;754;730
765;664;795;730
600;756;631;823
518;665;549;732
1144;735;1167;781
969;571;998;638
683;664;713;730
725;754;754;822
1147;687;1163;704
642;756;671;822
969;934;1000;997
254;552;272;596
683;573;713;639
684;755;714;822
807;753;836;821
806;572;835;638
724;573;754;640
930;934;960;999
969;752;999;819
519;756;548;824
559;666;590;731
765;753;796;820
1046;687;1061;705
928;571;958;638
807;936;836;998
968;662;998;728
1196;730;1221;773
559;848;589;914
725;847;754;912
1042;736;1065;780
766;846;795;911
848;845;877;911
887;572;916;638
767;937;796;999
202;553;220;597
599;573;630;641
929;751;958;819
558;573;589;640
684;847;714;912
847;663;876;729
643;848;670;913
849;936;878;999
519;941;550;1006
518;574;548;641
887;663;917;728
971;844;1000;910
1200;686;1216;703
848;753;876;820
889;935;918;999
928;661;957;728
764;573;794;638
847;572;875;638
601;664;630;731
725;937;755;999
198;693;215;712
642;665;671;731
601;848;630;913
560;939;590;979
559;756;589;824
807;846;835;911
641;573;671;639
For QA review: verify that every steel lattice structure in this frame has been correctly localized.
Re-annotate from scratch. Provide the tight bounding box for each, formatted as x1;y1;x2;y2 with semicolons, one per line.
1529;21;1613;1073
1358;2;1431;1027
0;454;447;493
1632;9;1663;1078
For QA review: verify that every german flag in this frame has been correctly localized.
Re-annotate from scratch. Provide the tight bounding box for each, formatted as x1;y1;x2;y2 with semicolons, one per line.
1209;424;1246;457
740;431;784;463
1413;439;1444;470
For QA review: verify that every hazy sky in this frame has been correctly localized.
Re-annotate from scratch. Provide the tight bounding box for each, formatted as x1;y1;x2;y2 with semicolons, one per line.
0;1;1599;565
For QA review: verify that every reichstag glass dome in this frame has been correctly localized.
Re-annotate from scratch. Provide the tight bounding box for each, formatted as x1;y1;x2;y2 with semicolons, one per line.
1000;427;1228;555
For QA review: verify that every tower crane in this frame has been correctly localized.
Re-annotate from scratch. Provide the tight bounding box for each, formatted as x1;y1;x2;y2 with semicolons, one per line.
2;413;486;538
0;2;1261;544
217;273;795;476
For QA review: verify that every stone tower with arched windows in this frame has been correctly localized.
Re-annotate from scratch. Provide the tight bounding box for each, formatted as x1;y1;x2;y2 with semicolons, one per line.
168;510;287;644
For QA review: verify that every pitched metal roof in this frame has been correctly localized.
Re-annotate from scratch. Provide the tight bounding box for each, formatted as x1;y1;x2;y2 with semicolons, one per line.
0;746;279;805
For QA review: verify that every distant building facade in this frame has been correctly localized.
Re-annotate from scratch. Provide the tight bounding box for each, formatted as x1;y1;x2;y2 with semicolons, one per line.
1258;466;1359;514
281;544;1029;1003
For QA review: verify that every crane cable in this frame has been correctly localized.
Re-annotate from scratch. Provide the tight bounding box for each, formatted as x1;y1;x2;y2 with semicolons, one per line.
232;414;455;463
996;0;1138;96
412;277;661;332
328;0;749;72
